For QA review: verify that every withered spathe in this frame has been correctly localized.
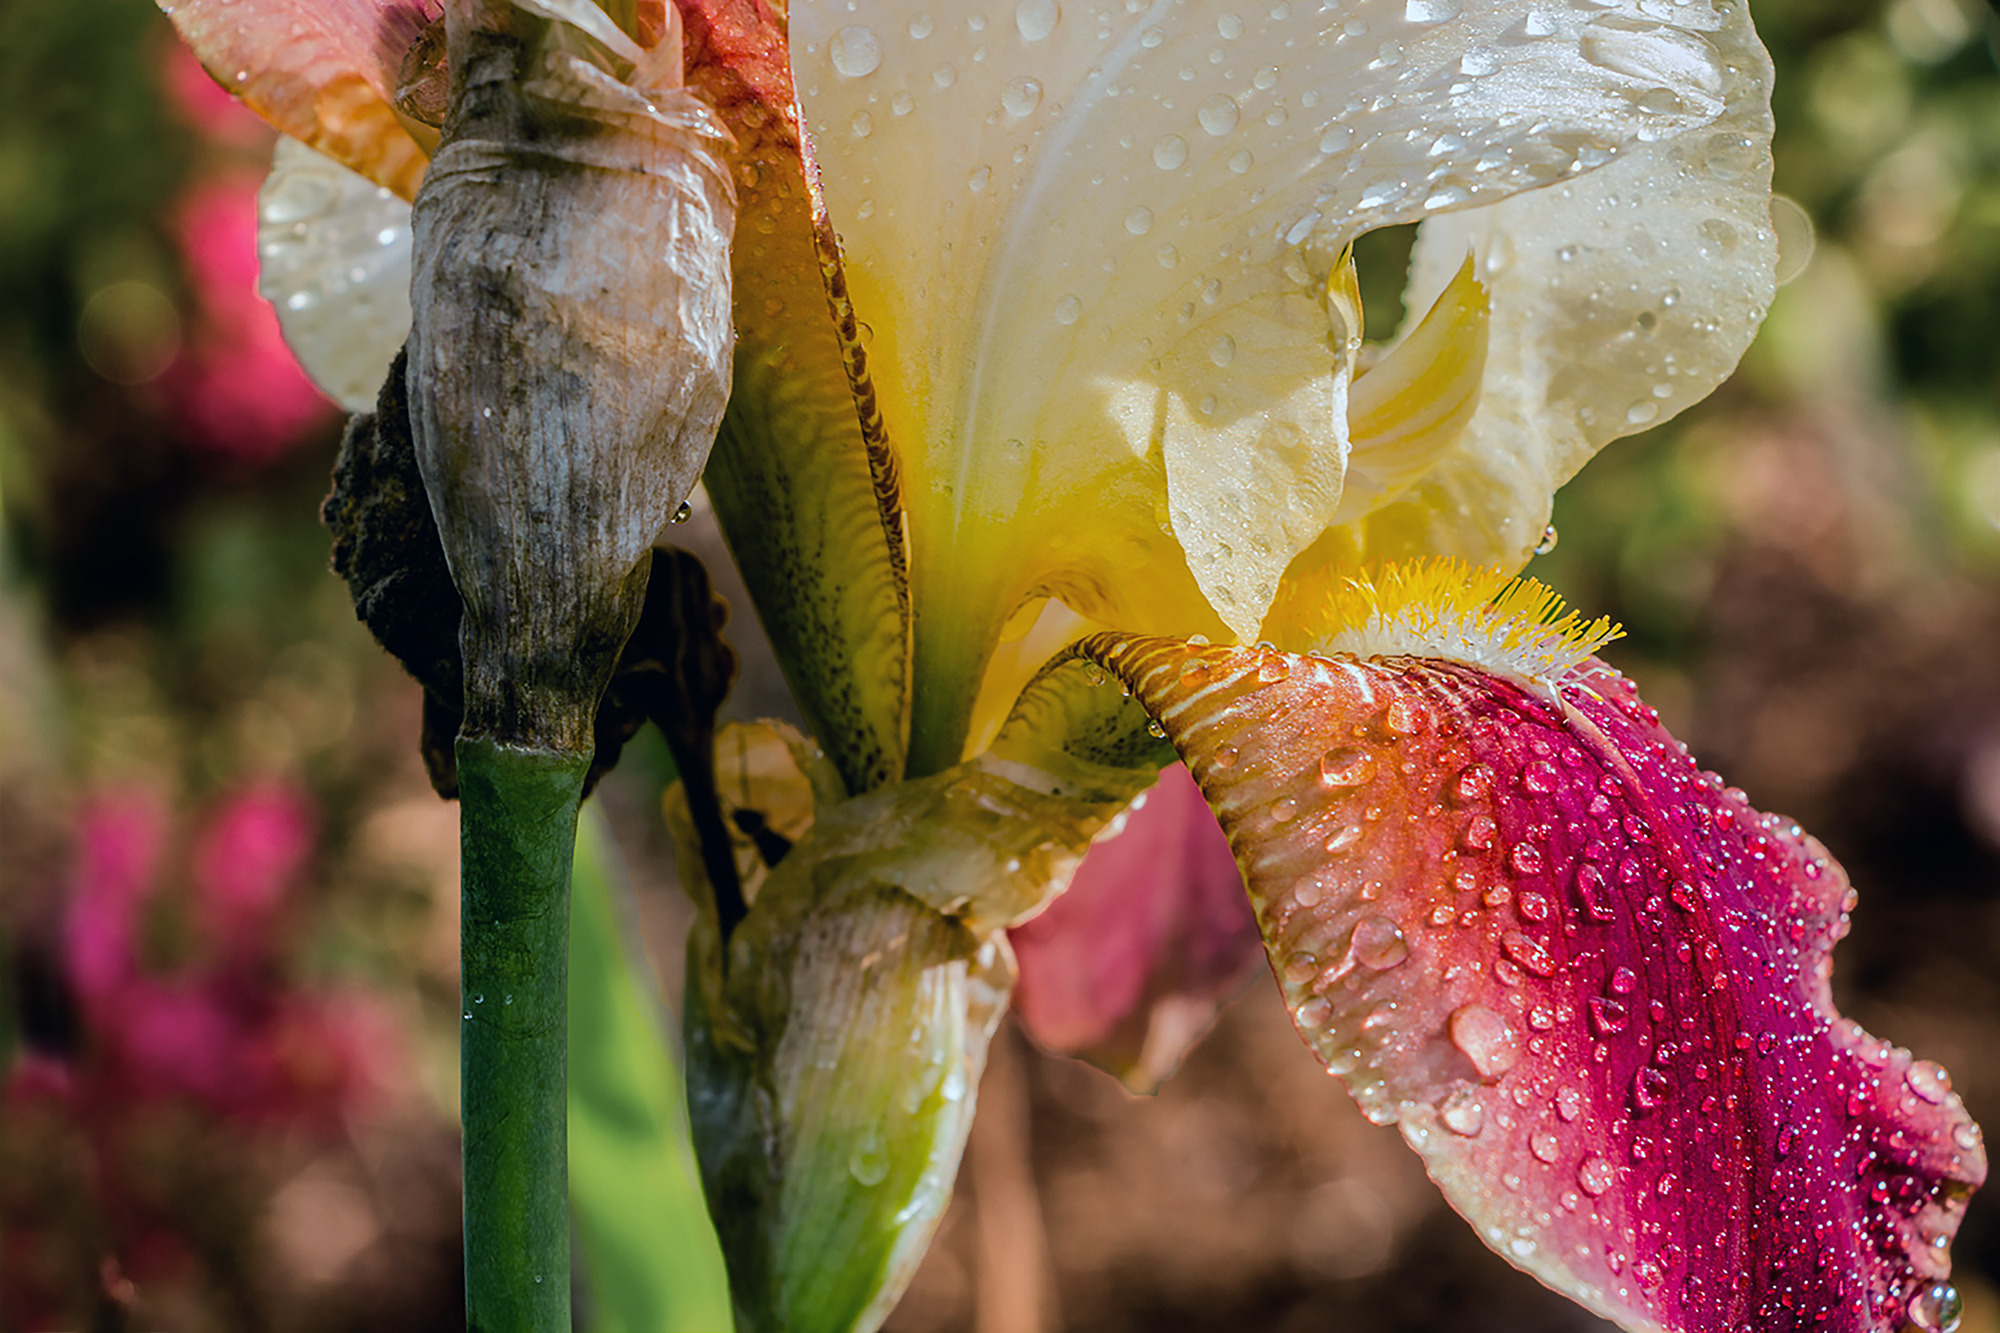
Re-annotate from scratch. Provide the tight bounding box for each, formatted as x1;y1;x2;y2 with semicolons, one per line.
408;0;736;754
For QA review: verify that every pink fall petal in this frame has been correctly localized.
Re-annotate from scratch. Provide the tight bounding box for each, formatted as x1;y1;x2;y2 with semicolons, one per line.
1011;763;1262;1093
1080;635;1985;1333
158;0;438;198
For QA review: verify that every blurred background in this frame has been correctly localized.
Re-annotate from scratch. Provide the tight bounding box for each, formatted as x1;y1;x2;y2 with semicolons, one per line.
1;0;1996;1328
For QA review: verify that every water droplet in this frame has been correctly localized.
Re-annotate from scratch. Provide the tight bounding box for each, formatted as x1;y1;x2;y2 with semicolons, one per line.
851;109;874;136
1296;995;1333;1028
1534;524;1558;555
1404;0;1459;21
1198;94;1241;136
1124;205;1155;235
1440;1088;1485;1136
967;164;992;192
1000;76;1044;118
849;1130;891;1185
1449;1004;1517;1078
1463;814;1496;850
1589;996;1629;1035
1909;1283;1963;1333
1318;123;1355;155
1253;66;1279;90
1141;25;1165;47
1351;915;1408;970
1053;295;1081;325
1578;1153;1616;1196
830;26;883;77
1530;1129;1561;1164
933;61;958;88
1501;930;1557;976
1509;842;1545;876
1906;1060;1952;1106
1554;1085;1583;1122
1271;797;1299;822
909;11;935;38
1217;11;1244;38
1015;0;1060;40
1626;400;1660;426
892;91;914;116
1153;134;1189;170
1209;334;1236;366
1319;746;1376;788
1632;1067;1670;1112
1610;965;1636;994
1284;212;1321;246
1155;243;1180;267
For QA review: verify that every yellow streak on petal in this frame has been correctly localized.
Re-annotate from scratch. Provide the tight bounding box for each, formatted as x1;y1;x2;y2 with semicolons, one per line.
1259;556;1621;685
1336;254;1491;522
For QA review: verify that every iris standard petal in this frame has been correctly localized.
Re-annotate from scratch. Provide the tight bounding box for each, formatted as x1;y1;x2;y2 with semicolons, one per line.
791;0;1757;768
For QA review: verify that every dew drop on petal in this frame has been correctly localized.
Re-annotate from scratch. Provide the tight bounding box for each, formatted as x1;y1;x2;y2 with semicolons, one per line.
1440;1088;1485;1136
1053;294;1081;324
1153;134;1189;169
1124;205;1155;235
1015;0;1060;41
1449;1004;1517;1079
829;26;882;77
1908;1282;1963;1333
1198;93;1241;135
1001;76;1044;116
1351;914;1408;970
1320;746;1376;788
1534;524;1558;555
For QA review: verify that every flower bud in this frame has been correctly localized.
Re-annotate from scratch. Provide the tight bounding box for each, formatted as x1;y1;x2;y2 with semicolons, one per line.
407;0;735;752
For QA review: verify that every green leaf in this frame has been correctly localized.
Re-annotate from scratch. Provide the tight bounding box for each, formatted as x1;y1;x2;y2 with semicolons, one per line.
569;805;733;1333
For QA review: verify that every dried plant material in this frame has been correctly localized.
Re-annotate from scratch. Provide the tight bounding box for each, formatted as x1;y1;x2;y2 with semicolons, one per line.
407;0;736;752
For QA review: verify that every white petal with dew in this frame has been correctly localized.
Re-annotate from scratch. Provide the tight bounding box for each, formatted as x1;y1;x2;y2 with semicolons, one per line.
259;135;414;414
1378;0;1776;569
795;0;1741;639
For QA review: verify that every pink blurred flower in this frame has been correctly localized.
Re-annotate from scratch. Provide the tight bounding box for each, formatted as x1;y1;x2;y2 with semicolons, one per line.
161;178;334;464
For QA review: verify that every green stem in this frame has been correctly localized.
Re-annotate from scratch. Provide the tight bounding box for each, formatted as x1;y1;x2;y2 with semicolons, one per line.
458;736;591;1333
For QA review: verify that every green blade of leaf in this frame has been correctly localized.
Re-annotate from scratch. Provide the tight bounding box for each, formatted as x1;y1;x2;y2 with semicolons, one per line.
569;804;733;1333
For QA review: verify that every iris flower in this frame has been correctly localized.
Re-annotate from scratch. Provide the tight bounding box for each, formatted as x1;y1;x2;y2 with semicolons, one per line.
161;0;1985;1330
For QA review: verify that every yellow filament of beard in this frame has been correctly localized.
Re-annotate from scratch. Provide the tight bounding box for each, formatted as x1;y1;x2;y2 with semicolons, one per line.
1279;557;1623;683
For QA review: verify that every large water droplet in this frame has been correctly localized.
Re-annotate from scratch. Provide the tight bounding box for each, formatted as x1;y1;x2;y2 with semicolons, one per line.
1530;1129;1561;1164
1449;1004;1517;1078
1198;93;1241;136
1534;524;1558;555
1053;294;1082;324
1125;205;1155;235
1153;134;1189;170
1440;1088;1485;1136
1906;1060;1952;1105
1002;76;1044;117
1320;746;1376;788
1578;1153;1616;1196
1404;0;1459;22
933;61;958;88
1209;334;1236;366
1015;0;1060;41
1908;1283;1963;1333
1351;915;1408;970
909;11;935;38
1318;123;1355;155
830;26;883;78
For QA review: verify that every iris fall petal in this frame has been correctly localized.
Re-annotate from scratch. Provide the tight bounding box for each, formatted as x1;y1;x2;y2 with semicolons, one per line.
1072;631;1984;1333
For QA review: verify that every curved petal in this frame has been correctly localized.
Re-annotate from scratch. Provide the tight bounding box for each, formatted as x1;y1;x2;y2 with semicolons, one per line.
1011;762;1261;1093
258;137;415;412
791;0;1755;760
1077;633;1984;1333
1303;1;1778;572
158;0;437;198
682;0;915;794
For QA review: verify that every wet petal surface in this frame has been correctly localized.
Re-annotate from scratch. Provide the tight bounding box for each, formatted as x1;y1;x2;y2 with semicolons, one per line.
159;0;437;198
1078;634;1984;1332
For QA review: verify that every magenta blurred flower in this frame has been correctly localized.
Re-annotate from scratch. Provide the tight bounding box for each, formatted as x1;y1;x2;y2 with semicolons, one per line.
161;177;335;464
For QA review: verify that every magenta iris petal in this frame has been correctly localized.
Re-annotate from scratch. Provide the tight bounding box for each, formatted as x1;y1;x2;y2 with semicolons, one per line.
1010;763;1261;1092
1080;635;1985;1333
